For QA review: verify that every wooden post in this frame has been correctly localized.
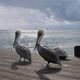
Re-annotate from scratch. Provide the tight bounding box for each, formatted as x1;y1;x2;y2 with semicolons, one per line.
74;46;80;57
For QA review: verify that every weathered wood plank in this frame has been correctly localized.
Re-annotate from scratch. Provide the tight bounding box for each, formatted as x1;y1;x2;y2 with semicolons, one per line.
0;49;80;80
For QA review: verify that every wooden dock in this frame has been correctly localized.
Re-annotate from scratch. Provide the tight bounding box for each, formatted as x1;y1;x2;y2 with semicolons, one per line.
0;49;80;80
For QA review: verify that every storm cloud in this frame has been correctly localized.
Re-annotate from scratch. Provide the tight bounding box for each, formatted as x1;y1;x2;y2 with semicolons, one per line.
0;0;80;29
0;0;80;21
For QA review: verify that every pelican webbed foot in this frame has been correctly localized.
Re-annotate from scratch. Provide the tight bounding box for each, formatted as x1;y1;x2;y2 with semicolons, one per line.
19;56;22;62
47;62;50;68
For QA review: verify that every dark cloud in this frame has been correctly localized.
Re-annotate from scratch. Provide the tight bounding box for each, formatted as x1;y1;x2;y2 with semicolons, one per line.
0;0;80;21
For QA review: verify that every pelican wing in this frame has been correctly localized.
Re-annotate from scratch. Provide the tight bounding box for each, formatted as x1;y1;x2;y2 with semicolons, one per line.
44;46;68;59
53;47;68;57
22;45;32;61
15;44;31;61
39;46;59;64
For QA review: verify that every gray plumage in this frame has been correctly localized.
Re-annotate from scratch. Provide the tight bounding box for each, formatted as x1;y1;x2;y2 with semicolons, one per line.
44;46;68;60
35;30;61;67
52;47;68;60
13;30;31;63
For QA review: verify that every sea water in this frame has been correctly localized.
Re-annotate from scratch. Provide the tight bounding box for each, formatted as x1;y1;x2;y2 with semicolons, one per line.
0;30;80;56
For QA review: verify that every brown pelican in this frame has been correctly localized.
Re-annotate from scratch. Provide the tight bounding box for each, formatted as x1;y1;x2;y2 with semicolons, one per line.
13;30;32;63
52;47;68;60
35;30;61;68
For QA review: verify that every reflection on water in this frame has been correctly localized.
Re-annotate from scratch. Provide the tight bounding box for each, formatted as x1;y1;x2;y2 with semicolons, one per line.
0;30;80;55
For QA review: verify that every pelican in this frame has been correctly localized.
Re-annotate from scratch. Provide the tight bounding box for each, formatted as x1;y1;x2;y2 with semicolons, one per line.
34;30;61;68
52;47;68;60
13;30;32;63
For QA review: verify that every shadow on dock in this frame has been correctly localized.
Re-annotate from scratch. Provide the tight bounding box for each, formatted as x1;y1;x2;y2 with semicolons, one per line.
60;58;70;61
36;67;62;80
76;57;80;60
11;61;31;70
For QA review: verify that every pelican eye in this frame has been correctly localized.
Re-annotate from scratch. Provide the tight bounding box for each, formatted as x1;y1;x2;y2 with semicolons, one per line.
15;32;19;36
38;30;43;34
38;32;42;36
15;30;21;35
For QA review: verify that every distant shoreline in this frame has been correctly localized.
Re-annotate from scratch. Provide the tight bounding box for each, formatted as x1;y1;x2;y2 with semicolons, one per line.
0;29;80;31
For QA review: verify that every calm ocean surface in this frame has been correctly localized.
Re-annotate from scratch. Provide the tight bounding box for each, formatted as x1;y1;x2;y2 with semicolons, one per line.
0;30;80;55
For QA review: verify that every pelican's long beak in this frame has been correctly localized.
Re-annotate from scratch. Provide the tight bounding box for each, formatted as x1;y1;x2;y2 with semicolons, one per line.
13;41;15;48
13;34;17;48
34;30;44;50
13;31;19;48
34;35;39;50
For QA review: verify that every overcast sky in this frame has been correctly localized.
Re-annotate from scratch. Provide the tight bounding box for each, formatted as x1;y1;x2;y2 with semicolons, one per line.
0;0;80;29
